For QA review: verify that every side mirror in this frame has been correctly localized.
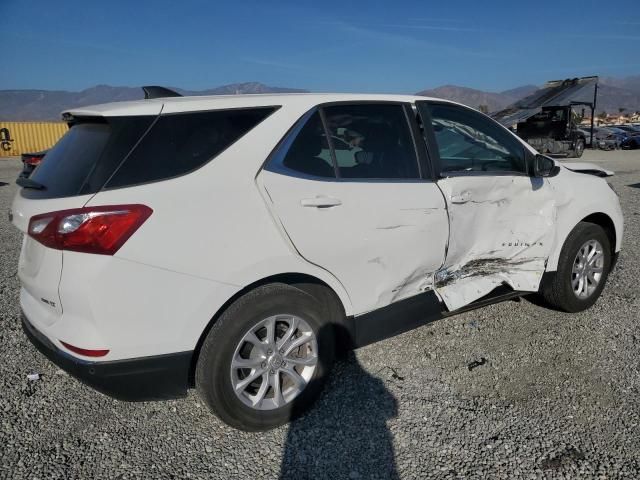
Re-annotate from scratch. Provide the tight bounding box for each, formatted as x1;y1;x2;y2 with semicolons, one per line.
532;154;561;178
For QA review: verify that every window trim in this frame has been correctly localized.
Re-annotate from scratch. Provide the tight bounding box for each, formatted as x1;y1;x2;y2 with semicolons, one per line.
264;101;434;183
417;100;532;178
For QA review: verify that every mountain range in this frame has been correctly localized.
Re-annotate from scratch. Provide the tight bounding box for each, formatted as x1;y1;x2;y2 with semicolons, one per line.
1;77;639;121
0;83;307;121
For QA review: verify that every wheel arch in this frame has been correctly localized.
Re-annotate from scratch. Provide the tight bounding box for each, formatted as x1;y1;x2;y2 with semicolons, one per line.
547;211;618;271
188;272;352;386
581;212;616;256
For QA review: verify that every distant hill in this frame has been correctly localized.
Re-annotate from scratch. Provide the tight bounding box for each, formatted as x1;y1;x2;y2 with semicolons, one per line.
499;85;539;102
2;76;639;120
416;76;640;114
415;85;511;112
0;82;308;121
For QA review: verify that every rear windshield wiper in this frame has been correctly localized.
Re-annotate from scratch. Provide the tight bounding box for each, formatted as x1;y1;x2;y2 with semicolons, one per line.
16;177;46;190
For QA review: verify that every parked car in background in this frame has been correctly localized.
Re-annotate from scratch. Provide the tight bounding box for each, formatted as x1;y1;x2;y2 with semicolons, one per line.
579;127;620;150
621;135;640;149
613;125;640;136
19;150;47;179
11;91;623;431
603;127;629;148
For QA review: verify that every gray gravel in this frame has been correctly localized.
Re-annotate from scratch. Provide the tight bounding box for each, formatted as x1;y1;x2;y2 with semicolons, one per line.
1;150;639;479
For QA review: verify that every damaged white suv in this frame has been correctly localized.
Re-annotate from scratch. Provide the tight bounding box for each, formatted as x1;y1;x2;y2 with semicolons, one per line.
12;89;623;430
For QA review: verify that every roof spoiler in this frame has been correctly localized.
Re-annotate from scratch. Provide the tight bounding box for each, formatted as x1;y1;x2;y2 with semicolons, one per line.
142;86;183;99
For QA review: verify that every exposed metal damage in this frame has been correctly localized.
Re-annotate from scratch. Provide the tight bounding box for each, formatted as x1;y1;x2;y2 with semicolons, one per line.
434;256;547;289
434;256;547;309
433;175;557;311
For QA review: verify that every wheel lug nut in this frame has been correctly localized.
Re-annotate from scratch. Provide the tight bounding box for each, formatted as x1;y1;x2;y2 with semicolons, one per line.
269;369;275;375
261;361;267;368
267;349;272;355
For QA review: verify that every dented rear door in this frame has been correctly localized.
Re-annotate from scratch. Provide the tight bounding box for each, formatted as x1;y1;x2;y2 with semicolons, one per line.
417;101;557;311
260;103;449;315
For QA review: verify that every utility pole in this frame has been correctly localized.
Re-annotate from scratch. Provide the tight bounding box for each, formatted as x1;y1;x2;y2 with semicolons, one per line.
589;82;598;148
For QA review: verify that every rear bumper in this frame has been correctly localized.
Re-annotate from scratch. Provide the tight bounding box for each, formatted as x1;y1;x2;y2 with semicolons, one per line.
21;311;192;401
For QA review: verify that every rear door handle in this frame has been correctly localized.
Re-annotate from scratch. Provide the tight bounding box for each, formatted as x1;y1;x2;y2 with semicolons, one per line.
301;196;342;208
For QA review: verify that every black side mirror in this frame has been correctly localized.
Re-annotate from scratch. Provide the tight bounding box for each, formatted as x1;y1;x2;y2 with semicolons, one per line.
532;154;561;178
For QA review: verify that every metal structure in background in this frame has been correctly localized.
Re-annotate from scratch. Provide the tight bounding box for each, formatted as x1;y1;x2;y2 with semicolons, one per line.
493;76;599;145
0;122;68;157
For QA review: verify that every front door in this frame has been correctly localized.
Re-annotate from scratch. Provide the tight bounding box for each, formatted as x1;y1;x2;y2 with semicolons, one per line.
417;101;557;311
259;103;449;315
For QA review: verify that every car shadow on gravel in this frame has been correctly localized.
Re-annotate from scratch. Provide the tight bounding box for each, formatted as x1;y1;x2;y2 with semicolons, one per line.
280;344;399;480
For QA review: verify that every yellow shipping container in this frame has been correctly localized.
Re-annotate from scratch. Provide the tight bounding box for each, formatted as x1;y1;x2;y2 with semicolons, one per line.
0;122;68;157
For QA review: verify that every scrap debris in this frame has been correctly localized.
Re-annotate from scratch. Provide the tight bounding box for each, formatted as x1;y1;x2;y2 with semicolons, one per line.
378;365;405;381
467;358;487;371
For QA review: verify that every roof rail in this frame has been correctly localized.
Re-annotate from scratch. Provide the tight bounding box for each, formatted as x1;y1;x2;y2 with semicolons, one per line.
142;86;183;99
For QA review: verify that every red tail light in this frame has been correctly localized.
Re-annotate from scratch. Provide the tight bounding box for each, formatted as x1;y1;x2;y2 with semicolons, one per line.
28;204;152;255
60;341;109;357
24;155;44;166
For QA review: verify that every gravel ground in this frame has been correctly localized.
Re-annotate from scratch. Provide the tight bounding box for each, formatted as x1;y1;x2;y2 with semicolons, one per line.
1;150;639;479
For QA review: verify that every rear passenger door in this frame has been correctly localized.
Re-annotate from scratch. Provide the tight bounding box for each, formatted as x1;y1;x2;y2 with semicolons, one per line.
258;102;449;315
417;101;557;311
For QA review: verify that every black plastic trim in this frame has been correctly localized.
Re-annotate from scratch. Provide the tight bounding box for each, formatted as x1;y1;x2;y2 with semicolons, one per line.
142;86;182;99
21;312;192;401
352;291;443;347
611;251;620;271
351;286;528;348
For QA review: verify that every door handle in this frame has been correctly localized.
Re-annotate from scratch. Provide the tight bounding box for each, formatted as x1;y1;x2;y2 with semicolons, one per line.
300;196;342;208
451;191;471;204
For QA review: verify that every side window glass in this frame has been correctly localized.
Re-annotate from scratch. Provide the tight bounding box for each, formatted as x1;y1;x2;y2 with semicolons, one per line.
281;111;335;178
322;104;420;179
420;103;526;174
107;108;276;188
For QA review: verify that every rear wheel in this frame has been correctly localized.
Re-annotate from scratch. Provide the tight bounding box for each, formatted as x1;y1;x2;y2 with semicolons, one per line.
572;138;585;157
196;283;335;431
540;222;612;312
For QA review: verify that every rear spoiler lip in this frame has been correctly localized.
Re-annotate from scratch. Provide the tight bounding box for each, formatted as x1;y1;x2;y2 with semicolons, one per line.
60;101;164;120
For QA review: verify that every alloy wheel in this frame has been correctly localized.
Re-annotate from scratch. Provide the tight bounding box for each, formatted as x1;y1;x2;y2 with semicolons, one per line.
571;239;604;299
230;314;318;410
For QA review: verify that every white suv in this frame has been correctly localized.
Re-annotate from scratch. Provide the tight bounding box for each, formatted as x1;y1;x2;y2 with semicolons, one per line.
12;90;623;431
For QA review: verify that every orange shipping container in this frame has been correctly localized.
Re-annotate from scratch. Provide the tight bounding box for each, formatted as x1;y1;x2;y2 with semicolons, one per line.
0;122;68;157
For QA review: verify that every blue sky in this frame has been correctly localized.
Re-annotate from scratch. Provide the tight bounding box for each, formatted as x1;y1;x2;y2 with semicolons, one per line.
2;0;639;93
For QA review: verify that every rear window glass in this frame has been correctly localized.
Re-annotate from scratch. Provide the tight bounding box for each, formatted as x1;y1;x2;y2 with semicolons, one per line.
23;107;277;199
106;107;277;189
24;117;153;199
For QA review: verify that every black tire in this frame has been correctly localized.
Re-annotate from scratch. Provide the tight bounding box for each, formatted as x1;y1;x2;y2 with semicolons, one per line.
540;222;611;312
572;138;585;158
196;283;335;431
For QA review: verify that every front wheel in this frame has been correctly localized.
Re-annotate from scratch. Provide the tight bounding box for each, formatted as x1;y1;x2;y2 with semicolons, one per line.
196;283;335;431
539;222;612;312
